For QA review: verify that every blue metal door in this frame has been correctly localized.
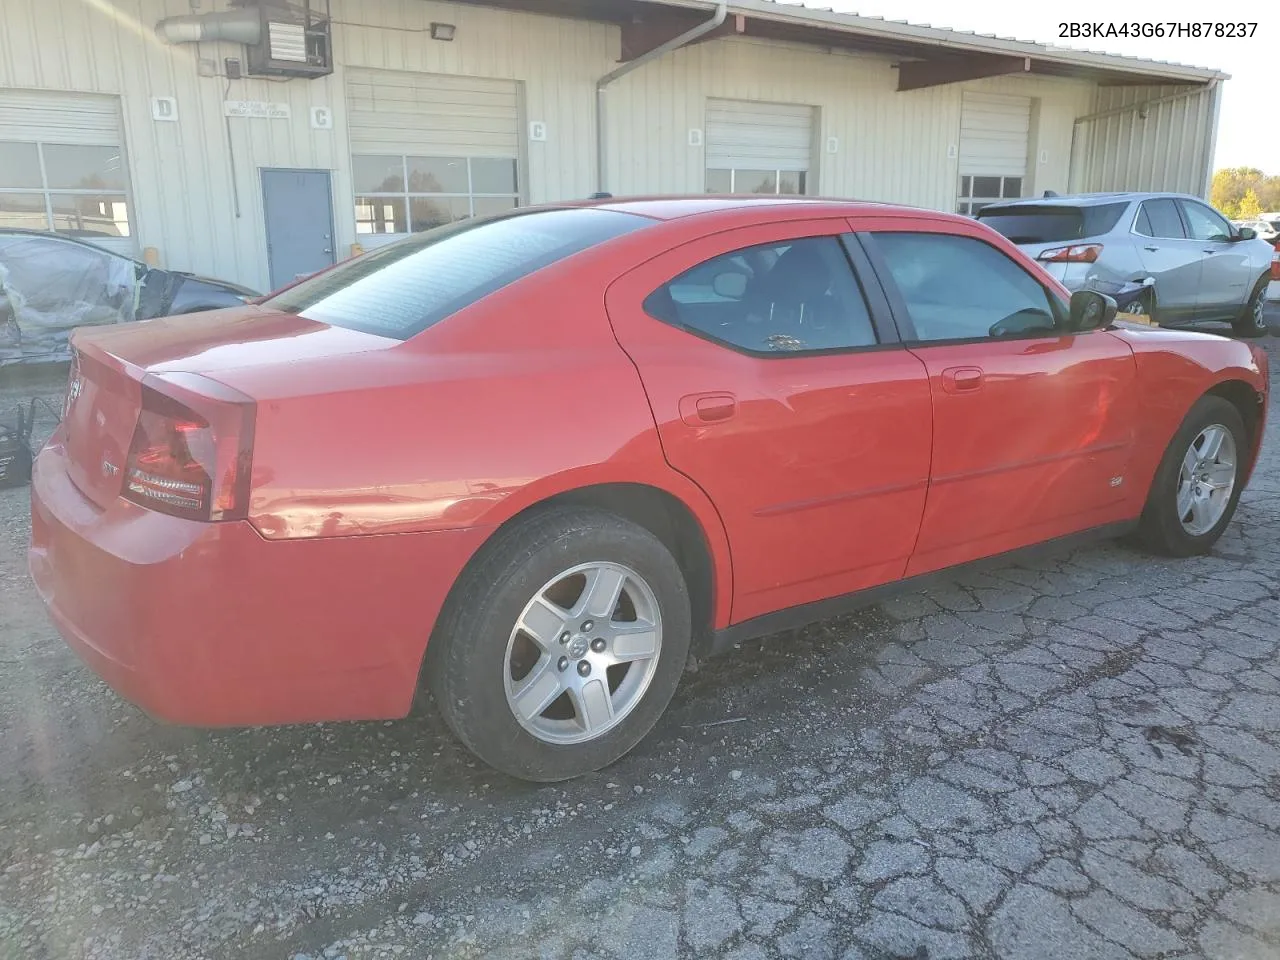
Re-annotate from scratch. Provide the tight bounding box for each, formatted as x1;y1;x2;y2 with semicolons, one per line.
261;169;336;291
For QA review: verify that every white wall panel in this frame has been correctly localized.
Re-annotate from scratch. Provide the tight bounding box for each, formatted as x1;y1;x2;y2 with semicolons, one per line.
2;0;1116;291
1075;84;1217;197
0;0;611;291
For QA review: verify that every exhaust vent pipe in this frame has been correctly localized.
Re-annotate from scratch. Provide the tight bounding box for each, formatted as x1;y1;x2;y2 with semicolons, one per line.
155;9;262;46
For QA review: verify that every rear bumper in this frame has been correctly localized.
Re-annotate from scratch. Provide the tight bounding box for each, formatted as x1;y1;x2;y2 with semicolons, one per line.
29;433;491;726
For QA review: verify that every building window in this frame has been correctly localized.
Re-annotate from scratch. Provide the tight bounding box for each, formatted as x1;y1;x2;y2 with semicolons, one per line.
957;175;1022;217
352;154;519;236
0;141;131;236
706;169;808;196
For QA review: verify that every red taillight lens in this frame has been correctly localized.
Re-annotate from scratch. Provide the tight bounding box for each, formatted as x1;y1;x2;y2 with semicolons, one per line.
1270;248;1279;282
1038;244;1103;264
122;373;255;521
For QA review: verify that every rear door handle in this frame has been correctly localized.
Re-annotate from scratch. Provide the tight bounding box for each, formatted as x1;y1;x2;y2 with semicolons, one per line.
941;366;984;393
679;393;737;425
1143;245;1160;252
1202;249;1220;254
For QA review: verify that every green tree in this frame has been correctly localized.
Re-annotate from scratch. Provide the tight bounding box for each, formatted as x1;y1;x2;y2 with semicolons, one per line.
1238;189;1263;219
1211;167;1280;218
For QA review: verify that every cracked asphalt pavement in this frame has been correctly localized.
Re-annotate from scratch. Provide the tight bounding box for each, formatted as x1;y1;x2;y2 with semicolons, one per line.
2;315;1279;959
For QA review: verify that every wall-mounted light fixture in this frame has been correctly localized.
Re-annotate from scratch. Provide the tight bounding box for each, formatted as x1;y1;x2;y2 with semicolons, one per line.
430;22;456;41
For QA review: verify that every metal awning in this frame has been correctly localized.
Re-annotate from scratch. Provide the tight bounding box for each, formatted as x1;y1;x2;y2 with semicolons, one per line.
451;0;1227;89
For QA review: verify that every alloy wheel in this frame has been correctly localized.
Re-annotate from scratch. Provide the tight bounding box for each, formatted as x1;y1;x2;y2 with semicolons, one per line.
503;562;662;745
1176;424;1237;536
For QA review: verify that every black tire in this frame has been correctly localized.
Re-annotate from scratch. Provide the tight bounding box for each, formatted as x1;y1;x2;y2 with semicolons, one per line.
1128;289;1159;325
1232;278;1270;338
427;506;691;782
1135;395;1248;557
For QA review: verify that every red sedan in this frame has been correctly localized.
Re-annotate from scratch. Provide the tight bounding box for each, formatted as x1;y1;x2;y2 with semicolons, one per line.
29;198;1269;781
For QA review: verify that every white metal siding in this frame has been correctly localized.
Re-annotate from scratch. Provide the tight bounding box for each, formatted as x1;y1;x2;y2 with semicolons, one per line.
705;98;813;171
0;89;121;144
0;0;613;292
346;68;520;157
958;92;1031;177
0;0;1111;290
1074;84;1216;196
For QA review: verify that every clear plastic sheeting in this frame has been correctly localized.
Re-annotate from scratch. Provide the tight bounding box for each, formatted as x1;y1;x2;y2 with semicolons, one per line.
0;234;139;365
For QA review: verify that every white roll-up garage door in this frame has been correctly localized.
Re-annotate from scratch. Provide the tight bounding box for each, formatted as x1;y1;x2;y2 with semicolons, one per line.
0;90;135;254
345;69;523;245
346;69;521;157
705;99;814;195
957;92;1031;215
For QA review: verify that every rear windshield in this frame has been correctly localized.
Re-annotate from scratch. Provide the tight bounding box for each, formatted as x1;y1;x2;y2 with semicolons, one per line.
264;208;650;339
977;203;1129;244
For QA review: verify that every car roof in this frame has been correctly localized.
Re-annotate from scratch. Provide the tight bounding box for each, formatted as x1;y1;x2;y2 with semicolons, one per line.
0;227;139;262
978;191;1200;211
552;194;966;225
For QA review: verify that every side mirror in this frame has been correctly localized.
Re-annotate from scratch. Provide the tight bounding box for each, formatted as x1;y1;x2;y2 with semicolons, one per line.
1236;226;1257;241
1068;289;1117;331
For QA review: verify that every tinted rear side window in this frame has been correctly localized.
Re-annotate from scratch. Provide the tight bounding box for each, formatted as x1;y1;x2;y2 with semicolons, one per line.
1135;199;1185;239
977;203;1128;243
264;208;650;339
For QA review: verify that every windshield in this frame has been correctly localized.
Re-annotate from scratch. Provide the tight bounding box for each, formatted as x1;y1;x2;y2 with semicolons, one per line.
978;203;1128;244
264;208;651;339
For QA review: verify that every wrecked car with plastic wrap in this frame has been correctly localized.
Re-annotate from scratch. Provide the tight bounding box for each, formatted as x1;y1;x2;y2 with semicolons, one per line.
0;229;257;365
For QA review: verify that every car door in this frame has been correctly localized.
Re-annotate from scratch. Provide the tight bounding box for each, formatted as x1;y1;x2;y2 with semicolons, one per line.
857;220;1139;578
1178;199;1253;316
1133;198;1202;317
605;219;933;624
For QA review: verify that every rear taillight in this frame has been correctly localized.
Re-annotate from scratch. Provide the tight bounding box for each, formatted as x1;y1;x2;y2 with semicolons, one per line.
1270;247;1279;282
122;373;255;521
1038;244;1103;264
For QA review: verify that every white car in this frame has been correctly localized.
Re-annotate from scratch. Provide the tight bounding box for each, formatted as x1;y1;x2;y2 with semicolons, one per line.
1234;218;1280;243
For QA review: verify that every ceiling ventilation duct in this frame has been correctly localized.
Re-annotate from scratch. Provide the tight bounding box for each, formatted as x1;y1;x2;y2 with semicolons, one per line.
155;9;262;46
156;2;332;78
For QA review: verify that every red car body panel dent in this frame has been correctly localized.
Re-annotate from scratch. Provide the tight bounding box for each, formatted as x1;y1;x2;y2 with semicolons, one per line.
1108;322;1269;495
28;198;1269;727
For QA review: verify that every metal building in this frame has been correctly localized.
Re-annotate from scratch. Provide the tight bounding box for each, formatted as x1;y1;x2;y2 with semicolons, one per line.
0;0;1226;293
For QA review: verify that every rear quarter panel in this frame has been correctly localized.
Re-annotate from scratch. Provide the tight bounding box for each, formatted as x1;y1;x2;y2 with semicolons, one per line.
1109;324;1268;506
205;243;737;628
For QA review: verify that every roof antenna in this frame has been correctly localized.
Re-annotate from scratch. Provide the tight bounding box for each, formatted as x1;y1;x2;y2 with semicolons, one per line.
1043;190;1060;198
588;192;613;200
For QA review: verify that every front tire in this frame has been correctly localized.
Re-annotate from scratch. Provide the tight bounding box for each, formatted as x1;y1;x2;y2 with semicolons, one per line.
427;507;691;782
1233;278;1270;338
1128;289;1158;325
1136;396;1248;557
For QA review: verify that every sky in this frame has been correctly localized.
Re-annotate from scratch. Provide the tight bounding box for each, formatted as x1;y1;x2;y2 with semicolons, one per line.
817;0;1276;174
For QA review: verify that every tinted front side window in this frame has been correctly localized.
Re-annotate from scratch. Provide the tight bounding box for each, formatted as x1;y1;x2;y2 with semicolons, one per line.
873;232;1059;342
1179;201;1233;242
1137;199;1185;239
644;236;877;354
265;208;650;339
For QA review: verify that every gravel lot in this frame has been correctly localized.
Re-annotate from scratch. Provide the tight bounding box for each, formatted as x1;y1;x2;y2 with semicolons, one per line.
2;312;1279;960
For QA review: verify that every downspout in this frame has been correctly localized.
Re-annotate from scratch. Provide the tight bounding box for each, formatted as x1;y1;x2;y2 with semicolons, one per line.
595;1;728;194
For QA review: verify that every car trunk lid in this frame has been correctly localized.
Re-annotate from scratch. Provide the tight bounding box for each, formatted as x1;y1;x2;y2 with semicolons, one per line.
62;342;142;510
61;306;398;510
